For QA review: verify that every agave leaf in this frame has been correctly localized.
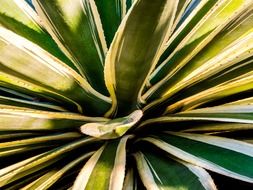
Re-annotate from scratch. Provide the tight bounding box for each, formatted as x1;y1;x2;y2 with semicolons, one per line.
0;137;97;187
0;27;110;115
104;0;178;116
0;105;108;131
181;123;253;134
126;0;135;10
33;0;108;93
3;171;48;190
0;87;40;102
165;71;253;113
0;132;81;157
80;110;142;139
122;168;137;190
0;132;80;151
0;95;67;111
145;56;253;114
170;0;191;33
140;132;253;183
174;0;201;29
146;104;253;125
150;0;251;87
146;5;253;104
21;152;93;190
73;135;131;190
134;151;216;190
164;7;253;98
93;0;127;46
0;0;73;68
0;132;37;141
145;0;253;108
149;0;216;75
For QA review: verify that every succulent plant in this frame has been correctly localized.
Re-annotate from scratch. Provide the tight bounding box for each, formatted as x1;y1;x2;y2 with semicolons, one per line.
1;0;253;189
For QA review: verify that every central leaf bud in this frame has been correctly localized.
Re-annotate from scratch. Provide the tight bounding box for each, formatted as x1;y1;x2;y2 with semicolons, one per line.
80;110;143;139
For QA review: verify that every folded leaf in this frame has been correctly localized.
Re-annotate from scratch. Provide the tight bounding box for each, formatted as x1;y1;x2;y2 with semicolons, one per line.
80;110;142;139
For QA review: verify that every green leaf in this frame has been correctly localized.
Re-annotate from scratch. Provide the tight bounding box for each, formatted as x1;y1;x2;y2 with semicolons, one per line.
144;0;253;107
0;132;37;142
141;132;253;183
33;0;108;94
80;110;142;139
155;6;253;102
0;0;74;68
0;27;111;115
73;136;131;190
104;0;178;116
181;123;253;134
93;0;126;46
172;104;253;123
0;95;67;111
165;70;253;113
134;151;216;190
149;0;217;81
170;0;191;34
150;0;251;86
21;152;93;190
0;105;108;131
0;137;97;187
141;104;253;129
0;132;81;157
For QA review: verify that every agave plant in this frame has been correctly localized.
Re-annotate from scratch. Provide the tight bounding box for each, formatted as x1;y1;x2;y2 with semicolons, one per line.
1;0;253;189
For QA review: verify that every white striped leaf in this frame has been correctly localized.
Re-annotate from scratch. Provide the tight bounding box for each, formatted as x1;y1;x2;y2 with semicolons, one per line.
93;0;126;46
140;132;253;183
33;0;108;93
122;168;137;190
104;0;178;116
21;152;94;190
134;151;216;190
144;0;253;110
165;71;253;113
0;105;108;131
73;135;131;190
0;137;97;187
150;0;251;86
157;6;253;102
0;0;73;67
80;110;142;139
0;27;110;115
0;95;67;112
0;132;81;157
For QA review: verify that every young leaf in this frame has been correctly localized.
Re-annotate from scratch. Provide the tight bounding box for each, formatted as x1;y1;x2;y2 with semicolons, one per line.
104;0;178;116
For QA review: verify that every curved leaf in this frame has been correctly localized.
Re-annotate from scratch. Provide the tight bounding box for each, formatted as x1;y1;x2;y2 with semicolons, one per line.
104;0;178;116
73;136;131;190
33;0;108;93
